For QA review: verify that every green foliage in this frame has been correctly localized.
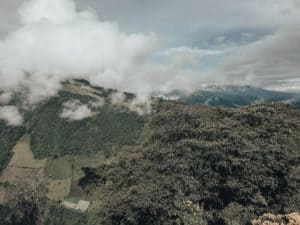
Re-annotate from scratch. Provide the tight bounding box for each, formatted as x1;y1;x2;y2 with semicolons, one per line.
26;91;146;159
0;205;13;225
44;204;88;225
81;101;300;225
1;202;88;225
0;121;25;171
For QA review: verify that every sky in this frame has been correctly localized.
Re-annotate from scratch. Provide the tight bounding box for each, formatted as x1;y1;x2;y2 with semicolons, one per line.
0;0;299;108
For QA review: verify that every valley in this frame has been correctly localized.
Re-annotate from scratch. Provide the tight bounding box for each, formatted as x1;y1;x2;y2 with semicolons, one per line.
0;81;299;225
1;0;299;224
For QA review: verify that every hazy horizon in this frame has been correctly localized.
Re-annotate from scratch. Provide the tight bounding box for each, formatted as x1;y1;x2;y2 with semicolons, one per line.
0;0;299;106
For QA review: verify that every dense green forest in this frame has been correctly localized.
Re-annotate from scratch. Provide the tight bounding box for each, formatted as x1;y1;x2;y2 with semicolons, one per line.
0;82;300;225
80;101;300;225
25;91;146;159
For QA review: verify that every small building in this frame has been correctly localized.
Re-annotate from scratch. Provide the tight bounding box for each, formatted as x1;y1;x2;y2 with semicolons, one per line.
75;200;90;212
61;200;90;212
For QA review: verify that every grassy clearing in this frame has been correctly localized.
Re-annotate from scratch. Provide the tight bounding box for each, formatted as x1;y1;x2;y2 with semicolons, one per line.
63;83;104;101
0;185;6;204
44;151;111;201
72;152;107;181
0;136;46;184
0;167;43;184
9;135;46;169
0;136;45;221
45;156;73;180
46;178;72;201
64;196;81;204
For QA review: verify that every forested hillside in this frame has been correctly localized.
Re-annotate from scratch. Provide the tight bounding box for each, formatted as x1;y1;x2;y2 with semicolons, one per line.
80;101;300;225
0;81;148;225
25;90;146;159
0;82;299;225
0;80;146;168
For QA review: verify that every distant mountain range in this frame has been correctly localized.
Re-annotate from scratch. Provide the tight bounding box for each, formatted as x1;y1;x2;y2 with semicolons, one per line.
179;86;300;109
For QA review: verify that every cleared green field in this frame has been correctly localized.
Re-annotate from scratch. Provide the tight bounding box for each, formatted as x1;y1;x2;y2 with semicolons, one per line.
0;121;25;171
0;185;6;204
45;156;73;180
44;151;109;201
0;137;46;183
46;178;72;201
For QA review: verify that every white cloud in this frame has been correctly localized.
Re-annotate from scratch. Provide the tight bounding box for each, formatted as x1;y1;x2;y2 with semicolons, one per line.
3;0;300;39
0;0;157;105
163;46;224;67
0;0;299;106
111;91;126;106
0;92;12;104
110;91;150;115
19;0;79;25
60;99;93;121
128;99;151;116
0;0;218;106
0;106;23;126
89;99;104;108
165;47;223;57
218;24;300;91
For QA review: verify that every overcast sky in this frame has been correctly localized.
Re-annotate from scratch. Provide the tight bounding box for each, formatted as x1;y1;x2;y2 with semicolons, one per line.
2;0;299;46
0;0;300;97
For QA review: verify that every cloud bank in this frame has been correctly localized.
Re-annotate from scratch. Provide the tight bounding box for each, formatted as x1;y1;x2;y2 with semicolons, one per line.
0;106;23;126
0;0;158;105
0;92;12;104
0;0;299;116
219;24;300;92
60;100;93;121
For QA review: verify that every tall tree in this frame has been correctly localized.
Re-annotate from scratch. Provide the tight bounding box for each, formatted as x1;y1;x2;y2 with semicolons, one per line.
7;172;47;225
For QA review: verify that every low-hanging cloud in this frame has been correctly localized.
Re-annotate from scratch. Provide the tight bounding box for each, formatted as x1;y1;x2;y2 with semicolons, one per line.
89;99;104;109
60;99;93;121
0;0;158;105
0;92;12;104
218;23;300;92
0;106;23;126
111;92;126;106
0;0;228;108
109;91;151;115
0;0;299;114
